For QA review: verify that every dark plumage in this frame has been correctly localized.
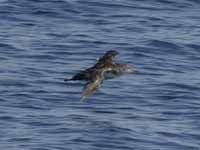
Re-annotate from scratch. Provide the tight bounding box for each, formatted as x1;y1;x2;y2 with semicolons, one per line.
64;50;136;99
93;50;119;69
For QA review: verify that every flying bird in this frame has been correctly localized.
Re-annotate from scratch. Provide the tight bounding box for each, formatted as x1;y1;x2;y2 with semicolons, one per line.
64;50;136;100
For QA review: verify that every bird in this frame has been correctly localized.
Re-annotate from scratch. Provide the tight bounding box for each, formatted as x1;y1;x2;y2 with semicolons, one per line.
64;50;136;99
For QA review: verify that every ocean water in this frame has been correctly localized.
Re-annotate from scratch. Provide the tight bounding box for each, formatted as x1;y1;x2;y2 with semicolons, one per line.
1;0;200;149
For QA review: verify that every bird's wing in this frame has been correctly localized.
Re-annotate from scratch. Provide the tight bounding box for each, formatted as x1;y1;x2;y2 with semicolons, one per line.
80;67;114;100
81;78;103;100
93;50;119;68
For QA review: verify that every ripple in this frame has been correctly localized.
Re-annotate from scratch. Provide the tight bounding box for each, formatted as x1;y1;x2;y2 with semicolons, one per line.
1;0;200;149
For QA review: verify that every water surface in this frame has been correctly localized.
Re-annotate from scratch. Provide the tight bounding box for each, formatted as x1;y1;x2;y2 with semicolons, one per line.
1;0;200;149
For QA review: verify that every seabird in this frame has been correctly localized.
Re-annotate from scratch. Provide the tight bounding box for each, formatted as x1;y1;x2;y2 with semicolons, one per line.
64;50;136;99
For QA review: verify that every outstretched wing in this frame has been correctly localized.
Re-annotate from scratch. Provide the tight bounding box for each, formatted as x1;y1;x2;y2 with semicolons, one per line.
81;79;103;100
80;67;113;100
93;50;119;69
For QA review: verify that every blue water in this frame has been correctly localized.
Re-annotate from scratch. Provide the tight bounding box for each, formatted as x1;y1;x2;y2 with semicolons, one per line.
1;0;200;149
